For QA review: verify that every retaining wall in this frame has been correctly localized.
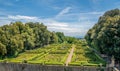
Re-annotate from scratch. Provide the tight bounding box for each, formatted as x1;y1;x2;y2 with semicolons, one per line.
0;63;112;71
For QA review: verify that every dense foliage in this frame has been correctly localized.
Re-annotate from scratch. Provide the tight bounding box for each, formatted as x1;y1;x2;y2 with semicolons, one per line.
85;9;120;60
0;22;65;58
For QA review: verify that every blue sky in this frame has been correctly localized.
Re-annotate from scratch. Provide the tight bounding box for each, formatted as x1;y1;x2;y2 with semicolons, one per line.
0;0;120;37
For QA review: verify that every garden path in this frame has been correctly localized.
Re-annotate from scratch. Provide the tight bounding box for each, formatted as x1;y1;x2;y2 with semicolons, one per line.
65;44;75;66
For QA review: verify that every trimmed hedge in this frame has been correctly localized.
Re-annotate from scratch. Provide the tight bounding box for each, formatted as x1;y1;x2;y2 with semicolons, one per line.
49;50;68;54
44;62;64;65
69;62;99;66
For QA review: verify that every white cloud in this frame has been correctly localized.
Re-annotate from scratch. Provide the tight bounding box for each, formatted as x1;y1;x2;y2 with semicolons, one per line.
48;26;70;31
0;14;93;37
56;7;71;17
56;11;103;17
8;15;39;20
0;20;11;26
80;11;104;15
0;9;104;37
48;23;68;27
43;20;68;27
3;10;102;37
39;18;86;36
43;19;91;37
54;11;104;23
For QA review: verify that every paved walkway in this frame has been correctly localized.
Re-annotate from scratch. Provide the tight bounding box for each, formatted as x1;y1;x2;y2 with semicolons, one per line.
65;44;75;66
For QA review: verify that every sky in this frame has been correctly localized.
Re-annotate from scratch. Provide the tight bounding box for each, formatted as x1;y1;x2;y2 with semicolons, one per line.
0;0;120;37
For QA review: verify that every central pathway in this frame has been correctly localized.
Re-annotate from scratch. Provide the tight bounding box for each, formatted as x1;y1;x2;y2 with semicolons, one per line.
65;44;75;66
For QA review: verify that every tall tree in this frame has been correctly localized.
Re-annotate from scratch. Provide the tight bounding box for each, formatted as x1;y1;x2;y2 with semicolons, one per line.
85;9;120;60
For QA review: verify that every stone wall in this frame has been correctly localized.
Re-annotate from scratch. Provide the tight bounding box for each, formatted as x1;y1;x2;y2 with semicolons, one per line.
0;63;112;71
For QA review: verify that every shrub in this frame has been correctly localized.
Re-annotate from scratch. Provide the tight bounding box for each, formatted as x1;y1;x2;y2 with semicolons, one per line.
22;59;27;63
45;62;64;65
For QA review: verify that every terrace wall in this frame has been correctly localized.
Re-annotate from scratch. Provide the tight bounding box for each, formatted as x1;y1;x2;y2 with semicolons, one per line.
0;63;113;71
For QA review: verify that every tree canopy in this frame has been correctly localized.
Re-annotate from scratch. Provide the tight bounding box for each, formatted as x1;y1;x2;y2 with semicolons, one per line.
85;9;120;60
0;22;66;58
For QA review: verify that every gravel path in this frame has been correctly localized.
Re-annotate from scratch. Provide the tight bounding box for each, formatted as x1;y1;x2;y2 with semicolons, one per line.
65;44;75;66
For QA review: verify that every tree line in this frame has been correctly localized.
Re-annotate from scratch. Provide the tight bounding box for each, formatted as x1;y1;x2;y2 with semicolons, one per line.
0;22;77;59
85;9;120;61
